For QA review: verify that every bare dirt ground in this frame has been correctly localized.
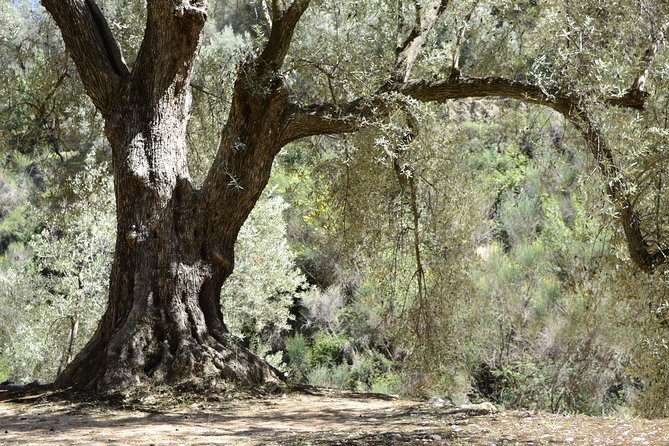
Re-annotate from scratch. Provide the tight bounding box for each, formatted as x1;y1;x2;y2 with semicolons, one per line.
1;386;668;445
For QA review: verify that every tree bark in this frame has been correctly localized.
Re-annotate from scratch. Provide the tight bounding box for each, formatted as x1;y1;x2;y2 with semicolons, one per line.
44;0;291;392
56;88;281;390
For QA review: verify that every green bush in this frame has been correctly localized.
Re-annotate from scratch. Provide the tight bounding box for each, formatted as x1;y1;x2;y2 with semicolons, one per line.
370;371;402;395
220;192;308;363
310;332;348;367
0;356;10;382
284;333;310;383
306;364;352;389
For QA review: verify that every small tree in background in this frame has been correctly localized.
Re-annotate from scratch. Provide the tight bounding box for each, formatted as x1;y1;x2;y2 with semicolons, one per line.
221;191;308;368
0;159;114;381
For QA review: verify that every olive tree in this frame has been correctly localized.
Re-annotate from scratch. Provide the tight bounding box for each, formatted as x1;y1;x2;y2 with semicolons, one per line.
40;0;667;392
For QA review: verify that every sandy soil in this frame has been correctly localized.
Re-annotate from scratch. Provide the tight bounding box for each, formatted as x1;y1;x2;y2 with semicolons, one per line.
1;387;668;445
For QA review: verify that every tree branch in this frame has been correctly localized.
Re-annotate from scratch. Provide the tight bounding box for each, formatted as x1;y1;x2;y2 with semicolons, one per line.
387;76;651;110
283;74;649;142
395;76;666;270
41;0;128;115
393;0;450;82
451;3;477;75
567;107;667;270
258;0;311;72
282;73;663;270
132;0;207;100
279;97;398;145
630;21;669;93
260;0;273;33
84;0;130;77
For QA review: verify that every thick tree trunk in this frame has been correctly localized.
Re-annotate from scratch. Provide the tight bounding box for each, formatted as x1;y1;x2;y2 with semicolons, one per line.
55;80;281;392
42;0;309;393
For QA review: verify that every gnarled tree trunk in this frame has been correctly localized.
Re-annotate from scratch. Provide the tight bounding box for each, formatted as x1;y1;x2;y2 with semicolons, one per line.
56;80;281;390
43;0;301;391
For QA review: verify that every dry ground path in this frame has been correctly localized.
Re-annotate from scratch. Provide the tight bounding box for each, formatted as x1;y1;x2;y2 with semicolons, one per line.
1;387;668;445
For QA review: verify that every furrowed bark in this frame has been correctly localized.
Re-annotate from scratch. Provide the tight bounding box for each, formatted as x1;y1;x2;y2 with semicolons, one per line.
41;0;128;115
203;0;312;248
48;0;283;392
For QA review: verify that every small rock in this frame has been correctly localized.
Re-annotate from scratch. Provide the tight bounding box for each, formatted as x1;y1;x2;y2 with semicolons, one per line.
429;396;453;408
444;402;498;416
462;402;498;415
430;434;442;441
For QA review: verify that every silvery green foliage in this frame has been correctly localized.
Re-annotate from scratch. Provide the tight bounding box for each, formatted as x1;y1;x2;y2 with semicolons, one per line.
221;190;308;367
300;285;346;333
0;160;114;382
188;19;252;183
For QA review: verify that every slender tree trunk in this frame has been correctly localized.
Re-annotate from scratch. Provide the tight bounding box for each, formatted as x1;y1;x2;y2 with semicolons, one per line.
64;316;79;367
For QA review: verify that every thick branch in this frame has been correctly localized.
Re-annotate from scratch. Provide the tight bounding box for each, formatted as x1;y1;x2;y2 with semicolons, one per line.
201;1;311;250
85;0;130;77
631;21;669;92
390;76;651;110
260;0;273;33
279;96;411;145
393;0;450;82
133;0;207;100
283;74;663;270
283;75;648;143
396;76;666;269
258;0;311;72
568;108;667;270
41;0;128;115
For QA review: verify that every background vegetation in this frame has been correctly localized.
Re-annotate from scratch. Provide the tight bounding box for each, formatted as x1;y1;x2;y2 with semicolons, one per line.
1;0;669;418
